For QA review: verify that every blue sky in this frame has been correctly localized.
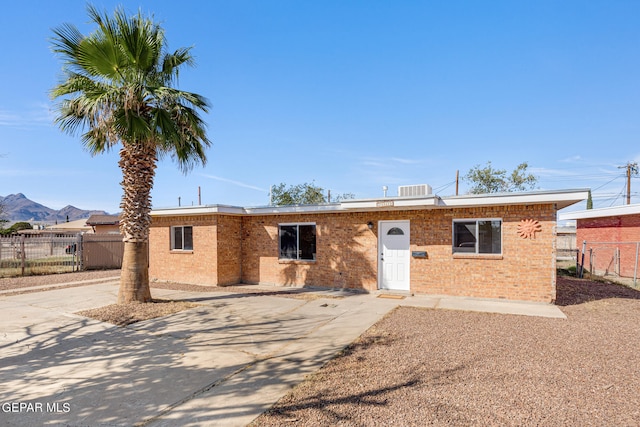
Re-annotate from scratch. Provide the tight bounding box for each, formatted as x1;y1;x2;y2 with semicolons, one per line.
1;1;638;214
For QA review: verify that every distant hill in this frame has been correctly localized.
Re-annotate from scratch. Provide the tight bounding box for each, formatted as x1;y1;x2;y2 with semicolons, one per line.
0;193;110;224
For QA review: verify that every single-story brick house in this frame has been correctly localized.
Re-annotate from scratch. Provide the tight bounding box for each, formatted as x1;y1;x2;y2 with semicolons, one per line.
149;188;588;302
559;203;640;278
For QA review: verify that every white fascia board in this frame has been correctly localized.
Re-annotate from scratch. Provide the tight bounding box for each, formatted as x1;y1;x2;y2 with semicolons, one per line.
558;203;640;220
151;205;245;217
151;189;589;217
340;196;441;210
243;204;342;215
441;189;589;210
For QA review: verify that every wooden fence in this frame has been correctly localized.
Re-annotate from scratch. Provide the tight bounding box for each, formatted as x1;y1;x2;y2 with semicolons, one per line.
82;234;124;270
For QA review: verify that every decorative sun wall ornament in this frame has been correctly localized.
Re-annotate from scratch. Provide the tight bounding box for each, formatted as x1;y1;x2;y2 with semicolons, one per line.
517;219;542;239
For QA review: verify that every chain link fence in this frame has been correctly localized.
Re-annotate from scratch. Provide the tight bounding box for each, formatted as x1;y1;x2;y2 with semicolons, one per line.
0;233;123;278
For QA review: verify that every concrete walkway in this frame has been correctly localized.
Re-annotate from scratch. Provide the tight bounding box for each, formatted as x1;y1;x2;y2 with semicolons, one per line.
0;281;565;426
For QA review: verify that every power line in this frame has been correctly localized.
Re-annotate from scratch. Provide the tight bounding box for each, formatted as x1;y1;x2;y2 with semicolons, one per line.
609;184;627;207
433;180;456;193
591;174;625;191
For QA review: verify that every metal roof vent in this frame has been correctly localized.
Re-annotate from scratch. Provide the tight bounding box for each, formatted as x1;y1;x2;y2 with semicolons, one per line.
398;184;432;197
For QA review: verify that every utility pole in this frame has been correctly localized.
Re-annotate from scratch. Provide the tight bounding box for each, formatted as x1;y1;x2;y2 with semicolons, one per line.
618;162;639;205
455;170;459;196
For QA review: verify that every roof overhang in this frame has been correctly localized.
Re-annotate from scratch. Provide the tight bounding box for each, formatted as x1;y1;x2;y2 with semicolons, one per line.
150;188;590;217
243;204;342;215
441;189;590;210
150;205;246;217
558;203;640;221
339;196;442;211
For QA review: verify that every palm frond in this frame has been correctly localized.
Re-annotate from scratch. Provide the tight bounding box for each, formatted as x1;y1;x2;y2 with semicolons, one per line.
51;4;210;169
161;47;195;84
50;23;84;64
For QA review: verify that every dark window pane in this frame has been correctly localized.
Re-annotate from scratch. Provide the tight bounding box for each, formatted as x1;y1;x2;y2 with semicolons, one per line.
173;227;183;250
491;220;502;253
183;226;193;250
299;225;316;260
453;222;476;253
478;220;501;254
387;227;404;235
279;225;297;259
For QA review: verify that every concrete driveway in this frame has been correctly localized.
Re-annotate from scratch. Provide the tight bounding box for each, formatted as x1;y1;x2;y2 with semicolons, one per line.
0;281;565;426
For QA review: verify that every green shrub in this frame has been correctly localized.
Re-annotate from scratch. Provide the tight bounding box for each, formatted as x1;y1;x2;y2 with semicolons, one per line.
0;222;32;236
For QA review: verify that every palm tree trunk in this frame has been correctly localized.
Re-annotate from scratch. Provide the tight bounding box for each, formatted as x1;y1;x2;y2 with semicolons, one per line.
119;241;151;303
117;141;156;303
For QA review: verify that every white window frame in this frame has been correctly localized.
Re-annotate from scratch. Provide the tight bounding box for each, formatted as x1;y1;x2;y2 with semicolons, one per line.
171;225;193;251
452;218;502;255
278;222;316;261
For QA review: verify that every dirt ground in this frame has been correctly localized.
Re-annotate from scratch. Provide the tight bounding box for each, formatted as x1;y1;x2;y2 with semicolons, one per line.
3;270;640;425
251;276;640;426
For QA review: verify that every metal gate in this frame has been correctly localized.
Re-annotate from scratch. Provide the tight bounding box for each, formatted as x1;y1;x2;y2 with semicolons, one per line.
0;233;123;278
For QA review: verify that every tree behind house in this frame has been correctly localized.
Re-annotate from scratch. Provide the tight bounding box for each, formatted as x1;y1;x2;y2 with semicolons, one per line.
271;182;325;205
465;161;538;194
270;182;355;205
0;222;32;236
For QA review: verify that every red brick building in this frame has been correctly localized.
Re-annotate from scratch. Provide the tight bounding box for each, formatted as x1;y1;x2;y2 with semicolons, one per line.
559;204;640;278
149;189;587;303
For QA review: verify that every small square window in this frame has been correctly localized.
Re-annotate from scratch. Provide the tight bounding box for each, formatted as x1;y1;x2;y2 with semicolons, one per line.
171;226;193;250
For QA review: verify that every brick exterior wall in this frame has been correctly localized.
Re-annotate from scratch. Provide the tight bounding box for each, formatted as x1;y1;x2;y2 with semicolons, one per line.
216;215;242;285
241;212;379;291
576;214;640;277
149;215;241;286
149;203;558;302
240;205;556;302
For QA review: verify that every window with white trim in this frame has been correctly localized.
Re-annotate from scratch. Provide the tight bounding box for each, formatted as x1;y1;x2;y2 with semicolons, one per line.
279;223;316;260
171;226;193;251
453;219;502;254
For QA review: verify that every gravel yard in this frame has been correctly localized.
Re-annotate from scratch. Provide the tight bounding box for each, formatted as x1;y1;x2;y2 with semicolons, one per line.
251;276;640;426
3;271;640;425
0;269;119;291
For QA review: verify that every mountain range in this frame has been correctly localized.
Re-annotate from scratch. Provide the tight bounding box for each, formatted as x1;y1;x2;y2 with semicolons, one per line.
0;193;110;224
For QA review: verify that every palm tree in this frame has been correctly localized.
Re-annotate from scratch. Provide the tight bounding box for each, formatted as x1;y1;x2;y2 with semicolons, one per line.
50;5;211;303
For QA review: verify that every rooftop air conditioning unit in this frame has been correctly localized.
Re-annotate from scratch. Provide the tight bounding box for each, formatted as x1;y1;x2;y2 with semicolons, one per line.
398;184;432;197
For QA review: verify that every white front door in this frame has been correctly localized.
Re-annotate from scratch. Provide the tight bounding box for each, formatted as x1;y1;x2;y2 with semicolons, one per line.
379;220;410;291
